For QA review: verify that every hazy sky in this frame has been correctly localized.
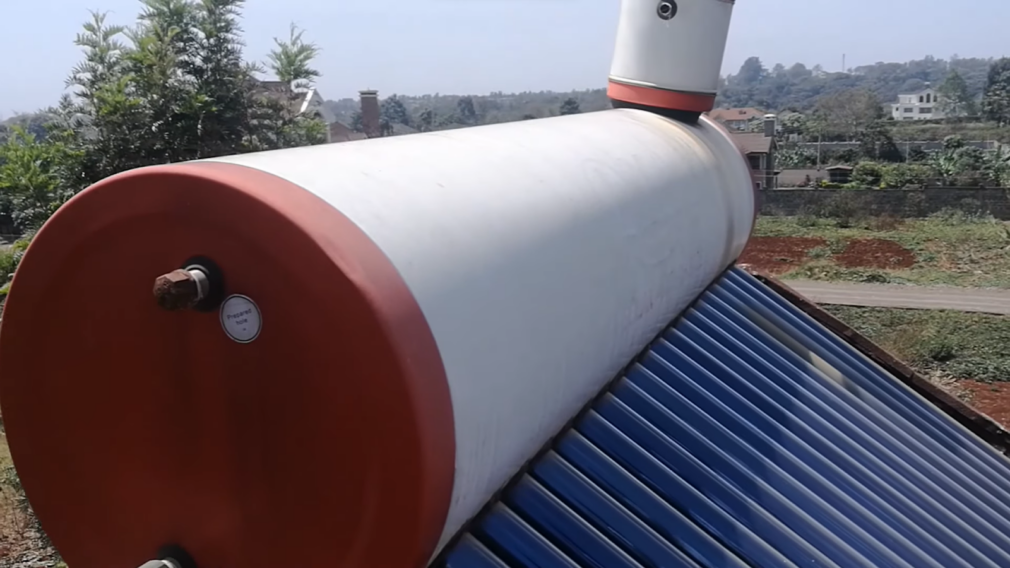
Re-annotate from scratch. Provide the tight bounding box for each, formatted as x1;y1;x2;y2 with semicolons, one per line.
1;0;1007;115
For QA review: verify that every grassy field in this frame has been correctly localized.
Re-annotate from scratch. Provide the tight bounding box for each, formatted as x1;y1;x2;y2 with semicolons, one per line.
753;212;1010;288
1;430;20;559
0;422;61;568
1;425;28;564
823;305;1010;384
822;305;1010;425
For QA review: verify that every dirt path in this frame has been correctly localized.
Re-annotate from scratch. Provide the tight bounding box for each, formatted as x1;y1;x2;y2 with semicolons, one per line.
786;280;1010;315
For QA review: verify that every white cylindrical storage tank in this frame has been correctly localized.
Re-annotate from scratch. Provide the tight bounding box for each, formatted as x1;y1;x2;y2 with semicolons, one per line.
609;0;737;113
0;109;755;568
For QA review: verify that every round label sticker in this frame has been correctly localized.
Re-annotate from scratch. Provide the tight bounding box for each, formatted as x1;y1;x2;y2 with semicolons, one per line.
219;294;262;343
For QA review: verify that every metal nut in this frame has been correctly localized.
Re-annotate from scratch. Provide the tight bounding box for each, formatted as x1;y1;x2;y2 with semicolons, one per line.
657;0;677;20
153;269;201;311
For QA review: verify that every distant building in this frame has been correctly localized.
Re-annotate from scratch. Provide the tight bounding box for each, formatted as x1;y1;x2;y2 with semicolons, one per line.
257;83;424;144
256;81;336;123
328;121;367;143
776;166;853;187
777;168;826;188
707;107;766;131
891;86;945;121
730;115;779;190
358;89;382;139
256;80;358;143
825;165;854;184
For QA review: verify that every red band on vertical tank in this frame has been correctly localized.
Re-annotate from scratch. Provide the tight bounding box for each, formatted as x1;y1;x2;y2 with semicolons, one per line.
608;79;717;113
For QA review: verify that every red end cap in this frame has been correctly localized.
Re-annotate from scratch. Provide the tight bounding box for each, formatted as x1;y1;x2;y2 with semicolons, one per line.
608;80;717;113
0;162;455;568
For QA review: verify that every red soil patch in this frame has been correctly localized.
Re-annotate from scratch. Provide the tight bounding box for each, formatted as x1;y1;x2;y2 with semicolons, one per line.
959;381;1010;428
738;237;827;275
835;239;916;270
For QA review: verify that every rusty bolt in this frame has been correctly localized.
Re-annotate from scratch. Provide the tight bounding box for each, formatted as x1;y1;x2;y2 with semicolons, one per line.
153;269;203;311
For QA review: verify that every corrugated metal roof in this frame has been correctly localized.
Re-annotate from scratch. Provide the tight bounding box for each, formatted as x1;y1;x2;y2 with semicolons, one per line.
435;267;1010;568
707;108;766;123
729;132;774;155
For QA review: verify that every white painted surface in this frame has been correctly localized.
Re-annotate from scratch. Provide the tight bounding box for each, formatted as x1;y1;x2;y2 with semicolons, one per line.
219;295;262;343
609;0;736;96
207;109;755;557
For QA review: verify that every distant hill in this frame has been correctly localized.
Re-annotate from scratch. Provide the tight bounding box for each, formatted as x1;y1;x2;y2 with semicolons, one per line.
0;113;51;142
321;55;997;128
716;55;992;111
322;89;612;130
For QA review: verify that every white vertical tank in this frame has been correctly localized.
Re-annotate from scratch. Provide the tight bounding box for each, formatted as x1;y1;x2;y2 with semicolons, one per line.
609;0;737;113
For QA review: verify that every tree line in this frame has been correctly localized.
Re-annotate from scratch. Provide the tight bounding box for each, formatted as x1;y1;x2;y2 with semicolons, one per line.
717;55;994;112
307;55;1010;133
322;92;590;134
735;56;1010;182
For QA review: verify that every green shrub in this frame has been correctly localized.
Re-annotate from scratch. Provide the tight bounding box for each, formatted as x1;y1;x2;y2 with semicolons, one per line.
0;234;33;300
852;161;885;187
0;250;18;286
796;213;819;227
857;271;891;284
919;335;958;362
928;207;993;225
818;180;844;189
807;246;830;259
880;163;933;189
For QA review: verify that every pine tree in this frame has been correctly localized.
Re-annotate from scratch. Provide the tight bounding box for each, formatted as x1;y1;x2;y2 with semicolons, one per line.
982;58;1010;126
559;98;581;115
936;70;976;118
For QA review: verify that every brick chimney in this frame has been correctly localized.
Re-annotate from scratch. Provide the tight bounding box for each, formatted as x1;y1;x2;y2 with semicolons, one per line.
763;114;777;138
359;90;381;138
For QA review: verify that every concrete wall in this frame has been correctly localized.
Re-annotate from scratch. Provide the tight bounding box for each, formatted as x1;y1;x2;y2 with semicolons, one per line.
760;188;1010;219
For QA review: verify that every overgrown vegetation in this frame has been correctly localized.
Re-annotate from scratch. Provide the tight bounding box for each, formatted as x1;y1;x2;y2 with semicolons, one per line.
755;212;1010;288
0;0;327;240
0;237;32;299
1;429;60;568
825;306;1010;384
794;137;1010;189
